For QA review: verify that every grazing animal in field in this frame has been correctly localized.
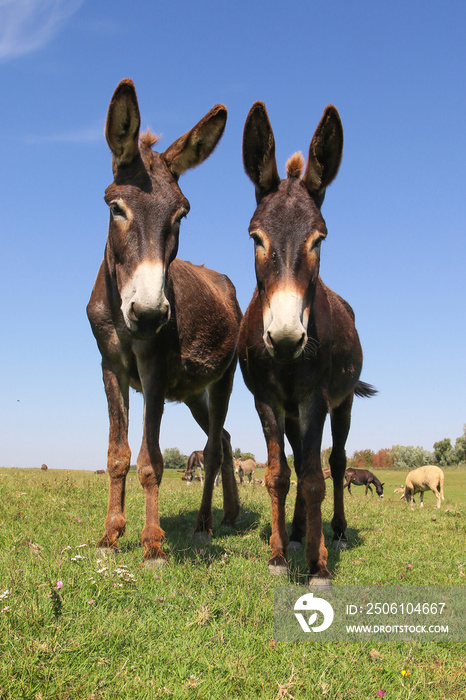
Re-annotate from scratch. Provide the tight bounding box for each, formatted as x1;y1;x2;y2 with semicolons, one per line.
41;464;48;471
404;465;445;508
183;450;205;483
238;101;376;586
95;470;106;475
87;79;241;562
234;457;256;484
344;468;384;497
323;469;331;480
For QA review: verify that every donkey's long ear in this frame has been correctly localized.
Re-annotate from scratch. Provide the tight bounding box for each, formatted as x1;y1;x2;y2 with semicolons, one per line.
242;102;280;201
163;105;227;179
303;105;343;208
105;79;141;167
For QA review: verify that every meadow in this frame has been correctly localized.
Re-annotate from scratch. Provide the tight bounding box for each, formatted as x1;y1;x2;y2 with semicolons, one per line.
0;466;465;699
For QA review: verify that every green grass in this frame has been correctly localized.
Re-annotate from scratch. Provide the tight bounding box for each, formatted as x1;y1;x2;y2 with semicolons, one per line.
0;466;465;699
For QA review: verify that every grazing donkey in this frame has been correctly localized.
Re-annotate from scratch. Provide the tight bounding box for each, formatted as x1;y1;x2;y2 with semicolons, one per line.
234;457;256;484
238;102;375;586
87;80;241;562
344;468;384;497
183;450;205;482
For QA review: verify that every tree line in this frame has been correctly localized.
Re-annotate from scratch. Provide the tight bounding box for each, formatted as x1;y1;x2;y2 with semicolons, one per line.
331;423;466;472
154;424;466;472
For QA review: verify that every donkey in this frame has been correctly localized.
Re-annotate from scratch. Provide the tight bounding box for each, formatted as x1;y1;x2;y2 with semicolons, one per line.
344;468;384;497
87;79;241;563
238;101;376;586
183;450;205;482
234;457;256;484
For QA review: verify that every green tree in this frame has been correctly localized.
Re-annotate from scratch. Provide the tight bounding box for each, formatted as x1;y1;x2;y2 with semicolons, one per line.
392;445;434;471
234;448;255;461
163;447;188;470
433;438;455;466
454;424;466;464
321;447;332;470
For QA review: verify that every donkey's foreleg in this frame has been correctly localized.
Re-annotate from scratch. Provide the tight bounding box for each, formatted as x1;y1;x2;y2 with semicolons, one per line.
256;399;290;573
98;364;130;550
329;395;353;550
137;362;166;562
285;417;306;549
300;395;330;583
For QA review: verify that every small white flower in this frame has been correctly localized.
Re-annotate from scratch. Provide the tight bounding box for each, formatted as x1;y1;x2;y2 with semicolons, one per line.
1;606;11;613
0;590;10;600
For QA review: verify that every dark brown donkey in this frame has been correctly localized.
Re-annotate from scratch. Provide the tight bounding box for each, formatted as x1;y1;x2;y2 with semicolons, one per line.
87;80;241;562
238;102;376;586
343;468;384;497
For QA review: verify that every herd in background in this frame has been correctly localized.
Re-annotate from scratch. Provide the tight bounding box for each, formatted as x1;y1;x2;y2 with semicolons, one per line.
181;451;446;508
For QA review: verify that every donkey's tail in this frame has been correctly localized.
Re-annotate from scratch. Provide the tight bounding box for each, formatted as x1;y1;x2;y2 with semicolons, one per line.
354;381;378;398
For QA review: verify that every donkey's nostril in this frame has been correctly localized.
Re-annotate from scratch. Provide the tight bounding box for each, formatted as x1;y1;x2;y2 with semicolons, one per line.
128;302;138;323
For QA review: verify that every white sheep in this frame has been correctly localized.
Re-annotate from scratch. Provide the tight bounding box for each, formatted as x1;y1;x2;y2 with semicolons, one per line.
404;465;445;508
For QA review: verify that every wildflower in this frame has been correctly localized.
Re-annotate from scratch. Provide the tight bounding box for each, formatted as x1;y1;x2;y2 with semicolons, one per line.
0;590;10;600
56;580;63;590
88;599;94;605
376;692;386;698
401;670;410;677
77;543;87;548
71;555;86;562
77;518;81;523
1;606;11;614
407;564;413;569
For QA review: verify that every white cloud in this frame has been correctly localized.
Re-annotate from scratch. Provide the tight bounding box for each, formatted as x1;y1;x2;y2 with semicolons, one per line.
0;0;84;60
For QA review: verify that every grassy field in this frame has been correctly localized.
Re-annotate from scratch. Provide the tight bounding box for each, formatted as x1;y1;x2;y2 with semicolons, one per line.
0;466;465;699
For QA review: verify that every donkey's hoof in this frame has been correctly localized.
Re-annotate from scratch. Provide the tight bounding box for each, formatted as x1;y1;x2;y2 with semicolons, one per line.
332;538;348;551
220;517;237;529
268;563;288;576
309;576;332;591
194;531;212;545
144;557;168;569
268;555;288;575
288;540;302;552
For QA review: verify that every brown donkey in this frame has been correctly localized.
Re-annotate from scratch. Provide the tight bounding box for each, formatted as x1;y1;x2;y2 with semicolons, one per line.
87;80;241;562
238;102;375;586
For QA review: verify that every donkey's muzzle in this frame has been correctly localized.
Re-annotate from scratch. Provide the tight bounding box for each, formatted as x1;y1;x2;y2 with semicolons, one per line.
265;329;307;363
128;300;171;336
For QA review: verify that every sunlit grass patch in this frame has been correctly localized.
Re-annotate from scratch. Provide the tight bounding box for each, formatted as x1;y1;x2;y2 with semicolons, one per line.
0;466;465;699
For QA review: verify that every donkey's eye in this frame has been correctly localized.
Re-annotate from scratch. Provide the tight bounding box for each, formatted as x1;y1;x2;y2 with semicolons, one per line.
110;202;126;219
250;232;264;247
174;208;189;225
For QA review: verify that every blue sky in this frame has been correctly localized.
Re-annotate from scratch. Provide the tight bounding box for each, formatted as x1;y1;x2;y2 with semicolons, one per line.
1;0;465;469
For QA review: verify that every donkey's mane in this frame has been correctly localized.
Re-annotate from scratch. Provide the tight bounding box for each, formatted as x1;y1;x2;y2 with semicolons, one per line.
140;129;160;150
285;151;305;179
